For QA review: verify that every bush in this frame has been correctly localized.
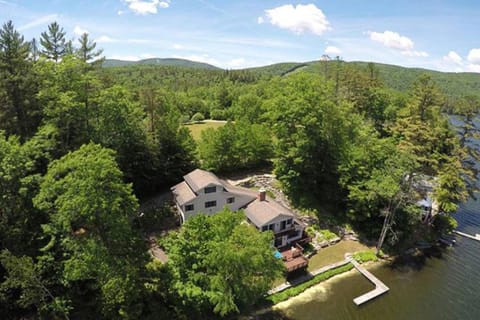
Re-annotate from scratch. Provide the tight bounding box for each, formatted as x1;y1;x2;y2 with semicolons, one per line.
210;109;227;120
353;250;378;263
267;263;353;304
191;112;205;122
432;214;458;234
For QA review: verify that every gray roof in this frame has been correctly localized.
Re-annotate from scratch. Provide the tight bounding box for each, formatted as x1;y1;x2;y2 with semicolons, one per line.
171;181;196;206
244;197;295;227
183;169;222;193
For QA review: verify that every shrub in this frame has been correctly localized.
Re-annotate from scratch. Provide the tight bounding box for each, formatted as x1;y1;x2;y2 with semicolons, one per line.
191;112;205;122
353;250;378;263
267;263;353;304
210;109;227;120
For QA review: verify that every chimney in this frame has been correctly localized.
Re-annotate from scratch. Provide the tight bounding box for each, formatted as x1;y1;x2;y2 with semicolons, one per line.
258;187;266;201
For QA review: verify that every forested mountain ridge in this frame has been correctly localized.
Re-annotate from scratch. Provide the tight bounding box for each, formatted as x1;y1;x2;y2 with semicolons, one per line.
103;57;480;99
103;57;221;69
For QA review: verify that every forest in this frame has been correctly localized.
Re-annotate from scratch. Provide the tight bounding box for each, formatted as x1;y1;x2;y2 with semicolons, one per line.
0;19;478;319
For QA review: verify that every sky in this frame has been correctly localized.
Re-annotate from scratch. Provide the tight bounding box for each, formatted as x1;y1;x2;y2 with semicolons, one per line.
2;0;480;71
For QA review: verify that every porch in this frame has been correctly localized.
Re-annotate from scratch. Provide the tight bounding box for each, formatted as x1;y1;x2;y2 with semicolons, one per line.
280;243;309;273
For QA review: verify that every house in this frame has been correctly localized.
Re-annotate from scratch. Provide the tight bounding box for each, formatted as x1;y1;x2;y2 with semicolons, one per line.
172;169;309;272
412;174;439;222
171;169;257;222
245;188;307;248
172;169;307;249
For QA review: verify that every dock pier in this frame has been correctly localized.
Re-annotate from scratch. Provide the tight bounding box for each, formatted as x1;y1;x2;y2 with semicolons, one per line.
351;258;389;306
454;230;480;242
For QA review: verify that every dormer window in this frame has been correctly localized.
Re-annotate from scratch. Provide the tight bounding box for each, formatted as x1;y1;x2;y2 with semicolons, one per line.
204;186;216;194
227;197;235;204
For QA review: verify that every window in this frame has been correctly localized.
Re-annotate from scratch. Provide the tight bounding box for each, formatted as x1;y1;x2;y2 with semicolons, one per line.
262;225;268;232
274;237;283;247
204;186;216;194
185;204;194;211
287;218;293;225
205;200;217;208
269;224;275;231
280;220;286;230
227;197;235;204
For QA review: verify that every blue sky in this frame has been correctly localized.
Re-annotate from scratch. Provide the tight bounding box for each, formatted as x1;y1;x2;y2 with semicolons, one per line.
2;0;480;71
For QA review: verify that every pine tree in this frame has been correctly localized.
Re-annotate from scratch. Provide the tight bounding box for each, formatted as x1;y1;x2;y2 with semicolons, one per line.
40;22;66;62
0;20;40;139
76;32;103;63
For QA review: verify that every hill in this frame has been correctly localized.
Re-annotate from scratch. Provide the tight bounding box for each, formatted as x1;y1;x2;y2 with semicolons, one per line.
247;60;480;98
101;57;480;99
102;57;221;70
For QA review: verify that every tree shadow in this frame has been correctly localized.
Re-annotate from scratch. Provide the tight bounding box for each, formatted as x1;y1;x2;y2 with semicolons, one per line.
389;246;445;272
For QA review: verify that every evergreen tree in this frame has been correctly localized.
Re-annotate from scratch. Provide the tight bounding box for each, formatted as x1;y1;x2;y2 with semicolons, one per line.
40;22;66;62
0;20;41;139
76;32;103;63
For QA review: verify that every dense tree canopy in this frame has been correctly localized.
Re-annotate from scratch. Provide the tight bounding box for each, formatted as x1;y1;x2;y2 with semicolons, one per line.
163;208;284;317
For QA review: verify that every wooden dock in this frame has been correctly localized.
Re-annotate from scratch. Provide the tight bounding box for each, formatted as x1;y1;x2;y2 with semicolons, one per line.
351;259;389;306
454;230;480;241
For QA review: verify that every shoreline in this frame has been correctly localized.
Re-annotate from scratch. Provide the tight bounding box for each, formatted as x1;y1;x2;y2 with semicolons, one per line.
273;259;387;310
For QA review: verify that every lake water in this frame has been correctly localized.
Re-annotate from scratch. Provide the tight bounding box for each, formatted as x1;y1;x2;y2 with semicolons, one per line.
280;198;480;320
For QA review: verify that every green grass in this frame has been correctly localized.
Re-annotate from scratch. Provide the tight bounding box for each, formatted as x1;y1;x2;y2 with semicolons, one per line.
184;121;226;141
307;240;371;272
353;250;378;263
267;263;354;305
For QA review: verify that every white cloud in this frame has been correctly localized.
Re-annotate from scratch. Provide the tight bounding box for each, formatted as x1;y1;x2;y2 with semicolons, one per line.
369;30;413;51
401;50;429;57
124;0;170;15
227;58;246;68
324;45;341;56
262;4;331;36
18;14;58;31
443;51;463;65
257;16;264;24
467;48;480;64
109;55;142;61
117;10;125;15
369;30;428;58
140;53;156;59
172;43;184;50
159;1;170;8
466;64;480;73
96;35;117;43
73;26;88;36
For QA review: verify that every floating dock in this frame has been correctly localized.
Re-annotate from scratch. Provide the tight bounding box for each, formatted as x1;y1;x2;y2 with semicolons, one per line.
351;259;389;306
454;230;480;241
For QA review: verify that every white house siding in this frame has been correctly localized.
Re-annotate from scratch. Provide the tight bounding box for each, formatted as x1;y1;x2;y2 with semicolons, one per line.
257;215;304;248
181;183;256;221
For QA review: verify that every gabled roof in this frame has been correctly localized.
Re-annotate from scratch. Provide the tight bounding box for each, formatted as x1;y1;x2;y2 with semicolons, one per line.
171;181;196;206
183;169;222;193
221;182;257;200
244;198;295;227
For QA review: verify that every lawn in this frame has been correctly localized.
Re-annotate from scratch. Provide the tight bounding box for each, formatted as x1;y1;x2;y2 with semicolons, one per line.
307;240;371;272
184;120;227;141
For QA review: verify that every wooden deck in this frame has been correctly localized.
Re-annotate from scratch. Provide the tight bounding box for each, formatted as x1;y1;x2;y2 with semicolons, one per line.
280;244;309;272
351;259;389;306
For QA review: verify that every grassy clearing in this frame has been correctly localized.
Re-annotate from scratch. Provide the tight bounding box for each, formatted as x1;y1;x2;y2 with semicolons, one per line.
267;263;354;305
353;250;378;263
307;240;371;272
184;121;226;141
